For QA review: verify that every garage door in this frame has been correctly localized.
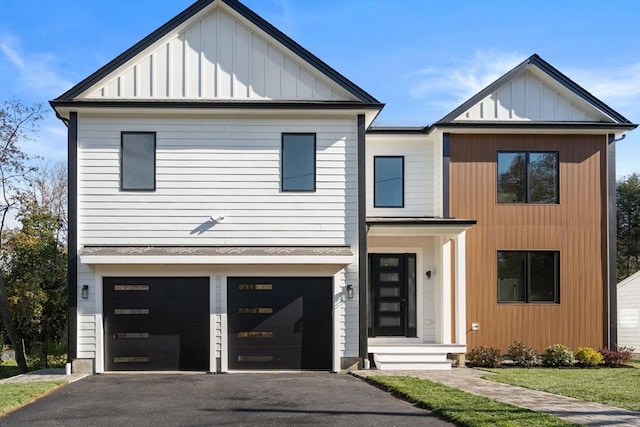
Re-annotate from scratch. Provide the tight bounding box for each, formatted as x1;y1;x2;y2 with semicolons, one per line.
103;277;209;371
228;277;332;370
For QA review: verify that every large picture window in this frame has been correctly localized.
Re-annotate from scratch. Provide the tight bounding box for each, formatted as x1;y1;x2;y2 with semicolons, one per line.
282;133;316;191
374;156;404;208
121;132;155;191
498;251;559;303
497;151;558;203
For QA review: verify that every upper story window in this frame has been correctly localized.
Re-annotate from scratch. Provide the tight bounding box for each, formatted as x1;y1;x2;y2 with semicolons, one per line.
281;133;316;192
374;156;404;208
121;132;156;191
497;151;558;203
498;251;559;303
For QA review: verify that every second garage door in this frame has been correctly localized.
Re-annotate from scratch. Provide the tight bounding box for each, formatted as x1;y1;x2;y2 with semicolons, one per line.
228;277;332;370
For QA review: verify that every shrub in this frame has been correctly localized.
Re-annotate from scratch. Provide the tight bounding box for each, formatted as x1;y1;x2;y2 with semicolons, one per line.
507;341;540;367
467;346;503;368
574;347;603;367
599;346;635;367
541;344;574;367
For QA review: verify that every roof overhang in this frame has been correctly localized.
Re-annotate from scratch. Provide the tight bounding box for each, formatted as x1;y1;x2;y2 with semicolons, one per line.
80;245;354;265
430;121;637;135
367;217;476;237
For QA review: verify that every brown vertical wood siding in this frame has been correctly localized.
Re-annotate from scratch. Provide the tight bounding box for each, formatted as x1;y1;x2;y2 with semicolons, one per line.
450;134;608;352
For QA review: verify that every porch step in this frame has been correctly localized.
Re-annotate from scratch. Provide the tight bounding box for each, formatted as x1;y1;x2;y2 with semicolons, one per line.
369;344;464;371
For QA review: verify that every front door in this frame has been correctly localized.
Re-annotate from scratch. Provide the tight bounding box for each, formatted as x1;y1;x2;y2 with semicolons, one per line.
370;254;417;337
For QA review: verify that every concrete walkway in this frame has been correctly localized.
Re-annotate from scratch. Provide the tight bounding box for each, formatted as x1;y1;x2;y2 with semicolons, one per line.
352;367;640;426
0;368;88;384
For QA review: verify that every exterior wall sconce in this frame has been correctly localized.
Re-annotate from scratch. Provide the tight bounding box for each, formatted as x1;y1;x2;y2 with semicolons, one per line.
81;285;89;299
426;270;432;279
346;284;354;299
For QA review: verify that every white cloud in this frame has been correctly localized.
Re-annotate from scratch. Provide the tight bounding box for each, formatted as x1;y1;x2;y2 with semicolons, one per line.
0;34;73;97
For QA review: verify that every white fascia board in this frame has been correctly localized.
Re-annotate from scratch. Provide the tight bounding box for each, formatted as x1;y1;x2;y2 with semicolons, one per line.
80;254;354;265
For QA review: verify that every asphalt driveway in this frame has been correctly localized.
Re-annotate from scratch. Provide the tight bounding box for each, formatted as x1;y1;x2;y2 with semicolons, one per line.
0;372;454;426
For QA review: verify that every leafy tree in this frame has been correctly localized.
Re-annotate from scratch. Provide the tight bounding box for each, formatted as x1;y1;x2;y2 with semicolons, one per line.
617;173;640;282
0;99;42;373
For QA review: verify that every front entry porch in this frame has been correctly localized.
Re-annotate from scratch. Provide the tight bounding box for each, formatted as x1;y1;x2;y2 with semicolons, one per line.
366;217;476;370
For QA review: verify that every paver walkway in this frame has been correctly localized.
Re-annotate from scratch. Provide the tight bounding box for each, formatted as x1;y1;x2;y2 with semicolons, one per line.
352;367;640;426
0;368;87;384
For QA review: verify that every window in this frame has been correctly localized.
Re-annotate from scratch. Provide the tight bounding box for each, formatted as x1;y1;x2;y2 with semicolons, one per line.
374;156;404;207
121;132;155;191
497;151;558;203
497;251;559;303
281;134;315;191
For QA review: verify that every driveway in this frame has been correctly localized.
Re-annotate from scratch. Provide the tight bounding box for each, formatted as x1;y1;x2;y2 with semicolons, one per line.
0;372;454;426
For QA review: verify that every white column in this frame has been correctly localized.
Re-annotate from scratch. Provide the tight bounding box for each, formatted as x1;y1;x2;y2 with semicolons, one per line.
454;231;467;345
440;238;452;344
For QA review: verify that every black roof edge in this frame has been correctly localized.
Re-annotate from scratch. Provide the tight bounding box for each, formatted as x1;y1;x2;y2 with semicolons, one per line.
436;53;634;125
49;99;385;110
366;218;477;226
434;121;638;130
367;126;429;134
54;0;380;105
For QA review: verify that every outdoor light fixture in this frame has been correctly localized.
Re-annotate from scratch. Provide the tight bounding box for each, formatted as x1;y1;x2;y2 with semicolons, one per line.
346;284;354;299
426;270;432;279
81;285;89;299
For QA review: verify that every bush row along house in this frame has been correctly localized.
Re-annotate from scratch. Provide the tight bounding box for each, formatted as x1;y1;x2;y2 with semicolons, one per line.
50;0;637;373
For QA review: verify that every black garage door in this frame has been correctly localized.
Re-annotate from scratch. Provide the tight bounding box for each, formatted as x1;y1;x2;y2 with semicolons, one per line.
103;277;209;371
228;277;332;370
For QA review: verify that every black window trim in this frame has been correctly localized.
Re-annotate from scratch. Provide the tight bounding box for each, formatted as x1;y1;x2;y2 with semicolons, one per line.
373;155;405;208
497;250;560;304
281;133;317;192
120;131;156;192
497;150;559;204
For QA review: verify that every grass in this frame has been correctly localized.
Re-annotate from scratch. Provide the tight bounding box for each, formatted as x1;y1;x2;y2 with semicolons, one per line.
367;375;575;426
0;381;65;415
482;360;640;411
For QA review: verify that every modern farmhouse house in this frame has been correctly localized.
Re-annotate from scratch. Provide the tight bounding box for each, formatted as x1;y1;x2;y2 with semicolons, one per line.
51;0;636;373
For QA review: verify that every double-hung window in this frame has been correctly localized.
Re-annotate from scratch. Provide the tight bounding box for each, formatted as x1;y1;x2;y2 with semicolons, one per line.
121;132;156;191
281;133;316;192
497;151;558;203
497;251;559;303
374;156;404;208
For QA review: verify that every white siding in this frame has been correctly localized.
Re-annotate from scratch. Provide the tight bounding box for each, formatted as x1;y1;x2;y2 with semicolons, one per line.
84;8;352;102
77;262;97;359
366;134;438;217
77;116;357;246
455;70;602;122
618;272;640;352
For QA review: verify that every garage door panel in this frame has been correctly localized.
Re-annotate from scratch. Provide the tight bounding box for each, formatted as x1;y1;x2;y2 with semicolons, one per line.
228;277;332;370
104;277;209;371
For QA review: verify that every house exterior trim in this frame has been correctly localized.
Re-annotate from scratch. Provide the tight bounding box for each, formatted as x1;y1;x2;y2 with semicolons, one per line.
607;134;617;348
67;112;78;361
358;114;368;365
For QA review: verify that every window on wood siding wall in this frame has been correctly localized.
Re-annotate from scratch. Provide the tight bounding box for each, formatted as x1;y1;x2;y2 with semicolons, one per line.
497;251;559;303
121;132;156;191
497;151;558;203
281;133;316;191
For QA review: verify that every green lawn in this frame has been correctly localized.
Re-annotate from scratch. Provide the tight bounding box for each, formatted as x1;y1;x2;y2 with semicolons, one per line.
482;361;640;411
367;375;575;427
0;381;64;415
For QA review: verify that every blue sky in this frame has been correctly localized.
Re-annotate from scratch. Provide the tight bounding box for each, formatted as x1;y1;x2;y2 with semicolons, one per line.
1;0;639;177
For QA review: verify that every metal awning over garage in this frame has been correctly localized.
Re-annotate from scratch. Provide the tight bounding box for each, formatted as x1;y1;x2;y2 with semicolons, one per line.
80;246;353;265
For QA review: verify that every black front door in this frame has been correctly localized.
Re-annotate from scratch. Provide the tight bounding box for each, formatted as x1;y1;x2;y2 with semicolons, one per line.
370;254;417;337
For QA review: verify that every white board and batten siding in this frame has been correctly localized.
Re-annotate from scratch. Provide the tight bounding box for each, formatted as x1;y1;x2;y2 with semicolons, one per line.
366;134;439;218
618;271;640;353
455;70;606;122
84;7;352;102
77;116;358;246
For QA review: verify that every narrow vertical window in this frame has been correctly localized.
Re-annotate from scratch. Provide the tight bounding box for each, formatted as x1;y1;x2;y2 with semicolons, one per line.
282;134;316;191
374;156;404;208
121;132;155;191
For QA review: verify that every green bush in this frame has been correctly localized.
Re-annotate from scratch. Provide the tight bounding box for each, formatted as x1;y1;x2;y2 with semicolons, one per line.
541;344;574;367
599;346;635;367
574;347;603;367
467;346;503;368
507;341;540;367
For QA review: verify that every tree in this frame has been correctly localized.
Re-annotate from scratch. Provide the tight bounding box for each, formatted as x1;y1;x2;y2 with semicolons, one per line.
0;100;42;373
617;173;640;282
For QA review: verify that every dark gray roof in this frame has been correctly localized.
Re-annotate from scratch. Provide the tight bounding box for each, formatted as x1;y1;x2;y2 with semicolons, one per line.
367;126;428;134
367;217;476;226
436;54;636;126
53;0;380;104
